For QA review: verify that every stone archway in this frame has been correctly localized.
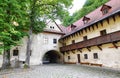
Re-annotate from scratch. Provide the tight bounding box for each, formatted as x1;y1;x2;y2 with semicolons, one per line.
42;50;63;64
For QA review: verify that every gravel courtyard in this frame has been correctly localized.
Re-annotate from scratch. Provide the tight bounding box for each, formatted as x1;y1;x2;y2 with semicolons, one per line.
0;64;120;78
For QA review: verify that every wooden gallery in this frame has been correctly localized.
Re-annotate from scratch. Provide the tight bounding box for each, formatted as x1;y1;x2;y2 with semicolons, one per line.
59;0;120;68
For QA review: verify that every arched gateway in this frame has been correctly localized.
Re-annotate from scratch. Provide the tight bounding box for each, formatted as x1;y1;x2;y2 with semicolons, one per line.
42;50;63;64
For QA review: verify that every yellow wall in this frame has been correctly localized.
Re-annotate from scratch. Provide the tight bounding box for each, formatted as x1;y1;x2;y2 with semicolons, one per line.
64;14;120;46
62;14;120;68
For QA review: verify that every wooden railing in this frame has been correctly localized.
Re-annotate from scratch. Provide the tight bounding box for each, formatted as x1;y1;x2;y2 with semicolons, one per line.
60;31;120;52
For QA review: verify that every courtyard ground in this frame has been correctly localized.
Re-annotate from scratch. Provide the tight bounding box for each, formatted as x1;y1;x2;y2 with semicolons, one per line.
0;64;120;78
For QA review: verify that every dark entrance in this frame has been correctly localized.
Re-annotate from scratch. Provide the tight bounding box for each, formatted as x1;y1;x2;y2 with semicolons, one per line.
42;50;61;64
77;54;81;63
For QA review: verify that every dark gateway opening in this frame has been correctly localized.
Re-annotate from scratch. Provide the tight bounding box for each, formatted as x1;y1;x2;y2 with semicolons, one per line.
42;50;62;64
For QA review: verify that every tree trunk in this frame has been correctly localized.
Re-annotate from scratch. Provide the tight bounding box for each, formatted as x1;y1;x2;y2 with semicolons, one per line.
25;0;37;67
25;26;32;67
1;50;11;69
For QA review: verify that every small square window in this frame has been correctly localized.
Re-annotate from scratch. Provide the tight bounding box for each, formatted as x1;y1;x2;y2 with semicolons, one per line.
53;39;57;44
84;20;88;24
72;40;75;44
83;36;87;41
100;30;106;36
84;54;88;59
93;53;98;59
44;37;48;44
102;9;108;15
68;56;70;60
13;50;19;56
50;26;52;28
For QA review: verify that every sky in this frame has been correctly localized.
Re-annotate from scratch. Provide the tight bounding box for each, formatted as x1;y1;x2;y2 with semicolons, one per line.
56;0;86;24
69;0;86;15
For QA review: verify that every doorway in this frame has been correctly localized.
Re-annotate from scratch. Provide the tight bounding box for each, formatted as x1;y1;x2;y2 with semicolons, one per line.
77;54;81;63
42;50;62;64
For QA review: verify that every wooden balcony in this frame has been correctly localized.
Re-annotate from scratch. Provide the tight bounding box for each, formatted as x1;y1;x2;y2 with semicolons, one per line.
60;31;120;52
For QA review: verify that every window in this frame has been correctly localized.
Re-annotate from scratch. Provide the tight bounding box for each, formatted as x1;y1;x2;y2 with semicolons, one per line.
84;54;88;59
68;56;70;60
103;9;108;14
53;27;54;29
50;26;52;28
23;61;25;64
84;20;88;24
50;26;54;29
72;40;75;44
100;5;112;15
13;49;19;56
100;30;106;36
71;24;76;31
44;37;48;44
83;36;87;41
93;53;98;59
53;39;57;44
83;16;90;24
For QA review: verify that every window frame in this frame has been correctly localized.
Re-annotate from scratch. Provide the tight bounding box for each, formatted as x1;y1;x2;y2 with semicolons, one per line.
102;9;109;15
84;54;88;59
100;29;107;36
68;56;70;60
53;38;57;44
93;53;98;59
13;49;19;56
83;36;88;41
72;40;75;44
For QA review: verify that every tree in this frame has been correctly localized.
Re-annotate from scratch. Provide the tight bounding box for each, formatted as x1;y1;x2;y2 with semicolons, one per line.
0;0;28;69
24;0;73;67
0;0;73;69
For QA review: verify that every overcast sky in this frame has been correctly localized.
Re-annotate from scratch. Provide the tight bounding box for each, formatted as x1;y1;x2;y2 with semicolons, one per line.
56;0;86;24
69;0;86;15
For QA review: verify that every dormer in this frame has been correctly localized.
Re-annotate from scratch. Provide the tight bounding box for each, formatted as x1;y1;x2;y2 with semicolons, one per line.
82;16;90;24
71;24;76;31
100;4;112;15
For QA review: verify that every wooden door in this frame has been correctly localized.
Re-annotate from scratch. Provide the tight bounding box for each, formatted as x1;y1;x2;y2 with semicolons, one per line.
77;54;81;63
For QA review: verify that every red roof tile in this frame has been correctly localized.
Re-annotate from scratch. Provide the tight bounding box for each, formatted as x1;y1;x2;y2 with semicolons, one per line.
62;0;120;38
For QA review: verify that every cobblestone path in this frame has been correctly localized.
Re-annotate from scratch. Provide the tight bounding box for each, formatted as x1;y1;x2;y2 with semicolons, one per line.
0;64;120;78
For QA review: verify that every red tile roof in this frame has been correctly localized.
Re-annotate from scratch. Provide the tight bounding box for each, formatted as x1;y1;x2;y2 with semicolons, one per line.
61;0;120;38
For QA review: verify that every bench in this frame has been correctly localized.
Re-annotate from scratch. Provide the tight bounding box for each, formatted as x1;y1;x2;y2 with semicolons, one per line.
80;62;90;65
90;63;102;67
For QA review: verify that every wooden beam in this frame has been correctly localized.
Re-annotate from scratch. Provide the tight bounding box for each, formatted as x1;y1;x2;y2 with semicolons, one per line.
86;47;91;52
113;15;116;22
77;49;82;53
88;27;91;31
81;30;83;34
75;33;77;37
97;45;102;51
66;51;69;54
79;31;81;35
119;13;120;17
77;32;79;36
91;25;94;30
106;18;109;24
62;52;65;55
112;42;118;49
96;23;98;28
100;21;103;26
85;28;87;33
72;50;75;54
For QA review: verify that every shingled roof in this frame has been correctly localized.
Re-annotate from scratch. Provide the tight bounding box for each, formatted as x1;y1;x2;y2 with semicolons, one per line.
61;0;120;39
